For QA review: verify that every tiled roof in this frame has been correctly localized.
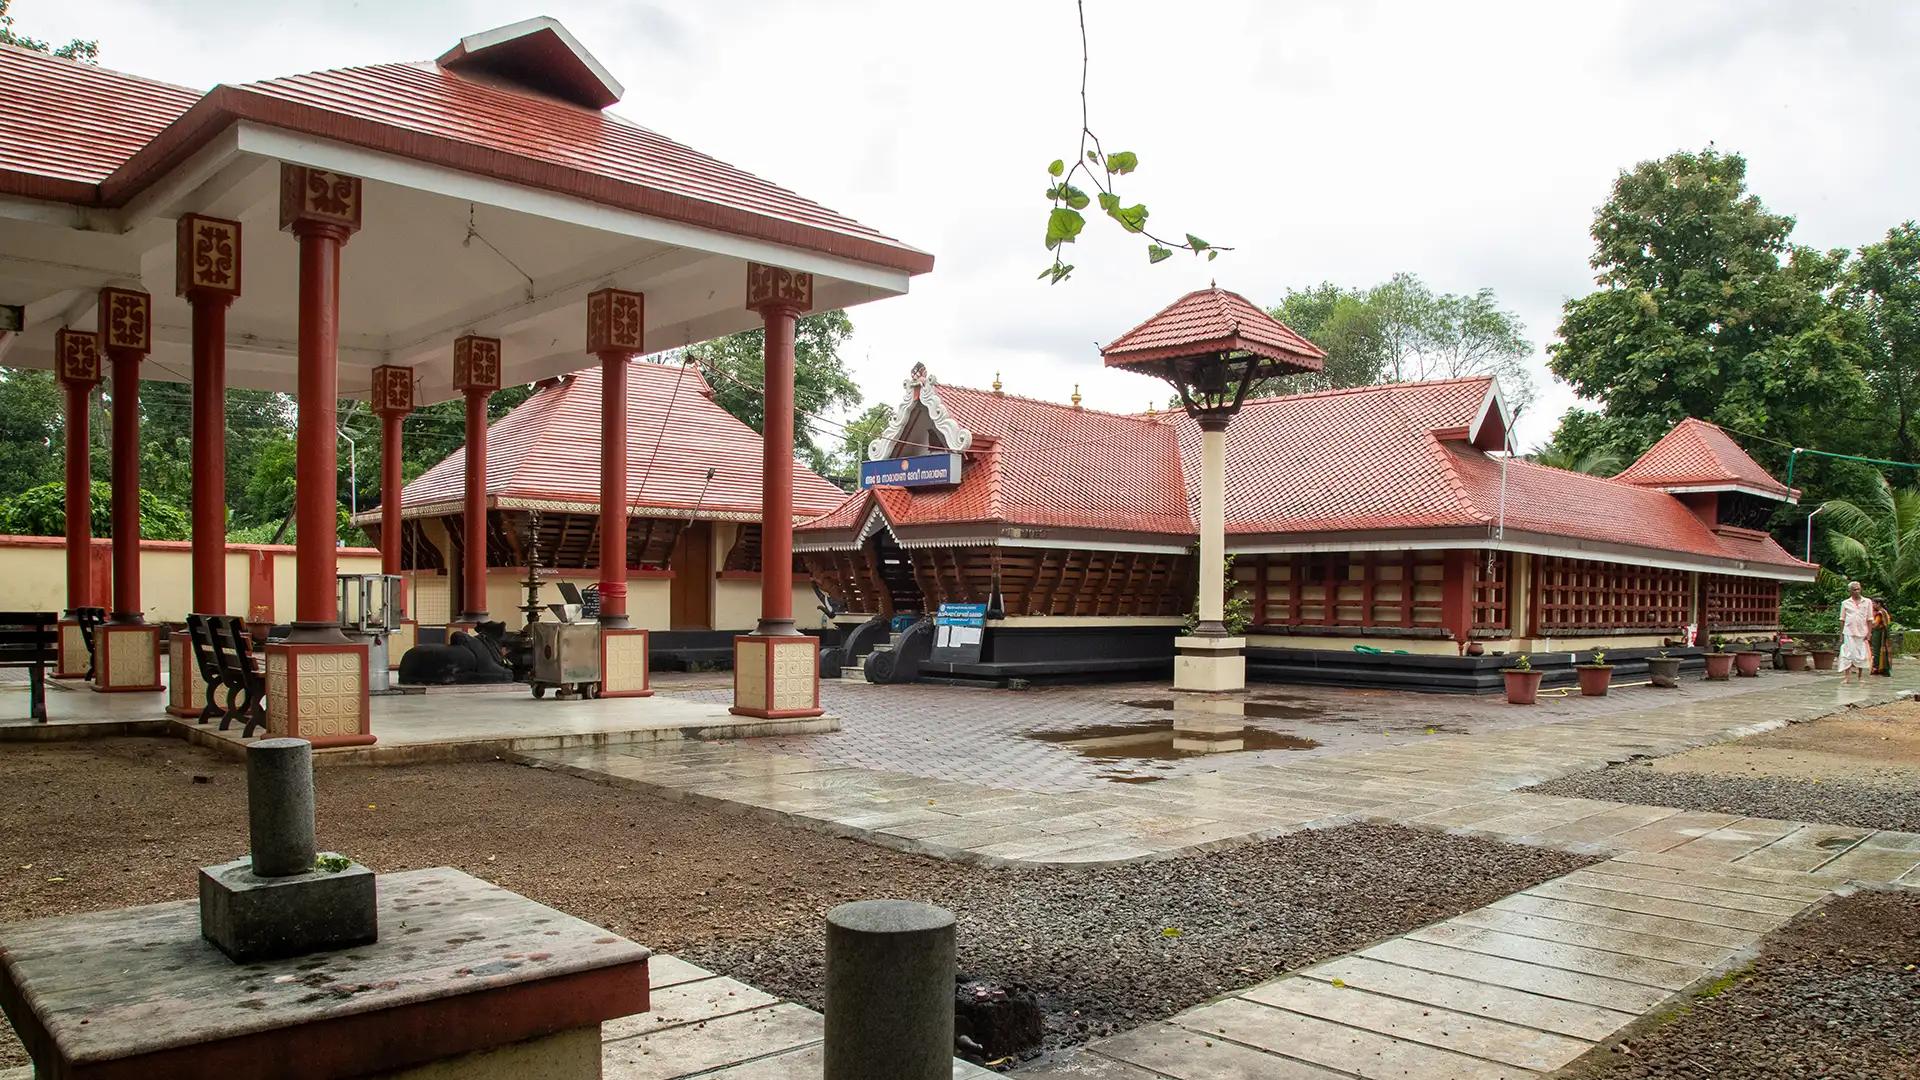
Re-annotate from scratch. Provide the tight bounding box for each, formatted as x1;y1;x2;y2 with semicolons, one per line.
802;369;1810;575
399;360;846;520
0;44;199;202
1;28;930;274
1102;287;1325;371
1615;418;1795;499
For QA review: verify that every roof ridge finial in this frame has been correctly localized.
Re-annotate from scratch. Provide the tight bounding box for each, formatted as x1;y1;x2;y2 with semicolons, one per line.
1071;384;1082;409
992;371;1003;394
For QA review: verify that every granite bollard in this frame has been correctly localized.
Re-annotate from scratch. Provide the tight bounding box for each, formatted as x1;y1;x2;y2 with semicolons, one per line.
824;899;956;1080
199;737;377;962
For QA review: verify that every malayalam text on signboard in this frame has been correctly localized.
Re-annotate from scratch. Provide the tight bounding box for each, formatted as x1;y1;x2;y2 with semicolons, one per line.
859;452;962;490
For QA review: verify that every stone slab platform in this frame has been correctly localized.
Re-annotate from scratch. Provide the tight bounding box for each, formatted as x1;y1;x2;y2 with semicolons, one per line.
0;868;650;1079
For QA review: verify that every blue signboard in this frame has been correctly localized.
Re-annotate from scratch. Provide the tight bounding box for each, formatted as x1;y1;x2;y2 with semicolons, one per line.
860;452;962;490
932;602;987;665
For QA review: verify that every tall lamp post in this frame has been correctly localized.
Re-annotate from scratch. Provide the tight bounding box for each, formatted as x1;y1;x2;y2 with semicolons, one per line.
1101;286;1325;694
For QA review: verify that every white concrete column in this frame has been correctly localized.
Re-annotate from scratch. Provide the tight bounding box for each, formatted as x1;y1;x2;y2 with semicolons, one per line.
1197;418;1229;635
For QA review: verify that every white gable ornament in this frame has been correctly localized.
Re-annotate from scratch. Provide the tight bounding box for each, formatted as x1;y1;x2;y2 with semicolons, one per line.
868;363;972;460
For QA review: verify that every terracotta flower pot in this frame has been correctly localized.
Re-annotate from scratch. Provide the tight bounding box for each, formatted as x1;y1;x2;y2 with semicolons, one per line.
1810;649;1837;671
1577;665;1612;696
1703;653;1735;680
1783;651;1811;672
1734;651;1762;677
1647;656;1681;688
1504;669;1543;705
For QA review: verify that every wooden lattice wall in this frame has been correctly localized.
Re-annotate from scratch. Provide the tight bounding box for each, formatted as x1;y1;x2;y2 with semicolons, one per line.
1703;574;1782;630
392;510;691;572
1532;555;1689;632
1242;552;1449;630
800;546;1195;618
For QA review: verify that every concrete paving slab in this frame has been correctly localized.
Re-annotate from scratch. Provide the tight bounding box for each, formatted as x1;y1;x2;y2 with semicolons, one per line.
602;1003;823;1080
1358;938;1672;1012
1524;880;1787;933
1242;975;1592;1071
1659;818;1804;863
1174;996;1521;1080
1298;955;1637;1041
1486;894;1759;949
1407;923;1707;990
645;954;717;990
1086;1021;1350;1079
1814;844;1920;883
1602;810;1745;854
1558;869;1807;916
602;975;780;1039
1517;803;1684;847
1449;907;1736;967
1574;858;1831;904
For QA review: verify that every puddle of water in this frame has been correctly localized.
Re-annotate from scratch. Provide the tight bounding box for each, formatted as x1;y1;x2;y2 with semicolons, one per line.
1030;718;1322;769
1815;835;1864;850
1120;697;1334;722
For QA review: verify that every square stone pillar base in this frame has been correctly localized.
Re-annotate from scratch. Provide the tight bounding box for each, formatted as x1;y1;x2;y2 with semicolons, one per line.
53;619;88;678
265;641;376;748
599;627;653;697
1174;635;1246;693
389;619;417;670
92;624;161;692
166;635;209;718
731;634;822;718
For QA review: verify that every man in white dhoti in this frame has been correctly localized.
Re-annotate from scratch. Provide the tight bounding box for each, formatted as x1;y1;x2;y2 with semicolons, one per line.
1839;580;1873;684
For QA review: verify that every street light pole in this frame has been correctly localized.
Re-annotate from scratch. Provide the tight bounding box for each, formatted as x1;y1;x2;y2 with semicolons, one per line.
1805;504;1824;562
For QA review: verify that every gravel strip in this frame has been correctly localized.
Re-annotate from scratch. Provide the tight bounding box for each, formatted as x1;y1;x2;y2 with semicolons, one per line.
1561;890;1920;1080
1527;763;1920;834
682;825;1595;1054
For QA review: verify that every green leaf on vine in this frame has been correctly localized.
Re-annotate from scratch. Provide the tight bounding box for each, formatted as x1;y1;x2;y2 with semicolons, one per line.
1087;150;1101;163
1207;249;1219;261
1045;207;1086;249
1148;243;1173;264
1108;202;1149;233
1106;150;1138;175
1186;234;1209;251
1061;184;1091;210
1040;262;1075;284
1097;192;1120;212
1048;159;1065;177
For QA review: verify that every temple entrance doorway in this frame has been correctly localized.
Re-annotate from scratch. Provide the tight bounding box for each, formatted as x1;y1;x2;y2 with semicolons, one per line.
871;531;923;616
670;521;713;630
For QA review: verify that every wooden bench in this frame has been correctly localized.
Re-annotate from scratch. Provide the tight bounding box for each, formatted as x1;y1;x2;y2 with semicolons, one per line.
201;614;266;736
0;612;58;722
184;614;228;727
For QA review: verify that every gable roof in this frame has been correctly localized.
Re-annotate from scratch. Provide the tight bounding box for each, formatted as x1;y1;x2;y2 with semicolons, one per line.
1615;418;1796;501
388;360;846;523
0;26;932;275
801;368;1811;578
1102;287;1325;371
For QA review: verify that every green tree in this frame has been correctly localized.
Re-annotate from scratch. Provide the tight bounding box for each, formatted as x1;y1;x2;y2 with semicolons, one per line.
0;481;188;540
1818;476;1920;626
0;0;97;61
1547;148;1871;459
687;310;862;476
1527;441;1622;476
1845;222;1920;462
833;403;896;484
0;370;71;496
1267;283;1391;392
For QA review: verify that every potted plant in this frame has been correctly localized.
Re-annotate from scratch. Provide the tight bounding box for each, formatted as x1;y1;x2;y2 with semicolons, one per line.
1733;640;1763;678
1783;645;1811;672
1647;649;1681;688
1577;647;1613;696
1809;642;1838;671
1703;637;1735;681
1503;653;1542;705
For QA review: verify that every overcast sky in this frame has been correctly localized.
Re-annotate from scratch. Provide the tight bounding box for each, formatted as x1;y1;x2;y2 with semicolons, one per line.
37;0;1920;448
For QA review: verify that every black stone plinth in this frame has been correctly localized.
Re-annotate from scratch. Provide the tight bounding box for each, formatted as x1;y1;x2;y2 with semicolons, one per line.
198;854;377;962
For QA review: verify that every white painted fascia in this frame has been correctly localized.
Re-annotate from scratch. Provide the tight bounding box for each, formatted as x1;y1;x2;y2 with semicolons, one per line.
1647;481;1799;505
231;125;916;294
449;17;625;105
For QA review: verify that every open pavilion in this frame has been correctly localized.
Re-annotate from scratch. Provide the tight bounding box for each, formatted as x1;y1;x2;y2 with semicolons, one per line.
0;16;931;740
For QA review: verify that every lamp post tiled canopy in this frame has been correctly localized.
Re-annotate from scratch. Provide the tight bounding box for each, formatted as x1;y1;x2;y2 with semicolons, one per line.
1102;286;1325;692
0;14;930;727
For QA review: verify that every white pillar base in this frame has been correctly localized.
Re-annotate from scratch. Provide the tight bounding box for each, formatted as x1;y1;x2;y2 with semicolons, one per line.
1174;635;1246;693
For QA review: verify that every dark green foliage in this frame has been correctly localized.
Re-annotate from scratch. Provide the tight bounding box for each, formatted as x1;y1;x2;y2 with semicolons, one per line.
0;481;189;540
687;310;863;477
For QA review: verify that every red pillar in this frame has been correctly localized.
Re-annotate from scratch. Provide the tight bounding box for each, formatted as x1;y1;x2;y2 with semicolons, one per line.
452;336;501;624
370;365;415;617
585;289;645;629
53;329;101;616
177;213;243;614
99;287;152;625
1441;549;1476;653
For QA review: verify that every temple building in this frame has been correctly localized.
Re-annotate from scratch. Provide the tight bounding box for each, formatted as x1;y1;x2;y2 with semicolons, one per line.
356;360;848;665
798;347;1815;690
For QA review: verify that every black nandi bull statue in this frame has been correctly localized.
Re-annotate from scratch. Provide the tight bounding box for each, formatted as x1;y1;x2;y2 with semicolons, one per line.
397;621;515;685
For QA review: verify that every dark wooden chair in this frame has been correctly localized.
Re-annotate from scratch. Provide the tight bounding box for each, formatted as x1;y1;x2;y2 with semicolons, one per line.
207;615;266;737
74;606;106;680
0;611;59;722
184;614;227;726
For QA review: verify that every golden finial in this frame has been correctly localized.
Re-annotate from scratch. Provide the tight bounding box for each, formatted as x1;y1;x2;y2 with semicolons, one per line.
1071;384;1082;409
992;371;1003;394
1146;401;1157;416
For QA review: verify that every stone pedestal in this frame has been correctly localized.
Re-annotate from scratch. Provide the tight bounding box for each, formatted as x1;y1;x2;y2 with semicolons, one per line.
599;627;652;698
0;868;649;1080
53;619;88;678
731;634;822;718
199;856;377;962
824;900;955;1080
92;623;161;692
389;619;417;670
167;634;210;718
1174;635;1246;693
265;641;376;748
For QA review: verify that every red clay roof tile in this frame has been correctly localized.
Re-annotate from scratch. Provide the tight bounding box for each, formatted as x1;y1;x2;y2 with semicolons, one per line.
1102;287;1325;371
0;44;199;201
1616;418;1794;499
